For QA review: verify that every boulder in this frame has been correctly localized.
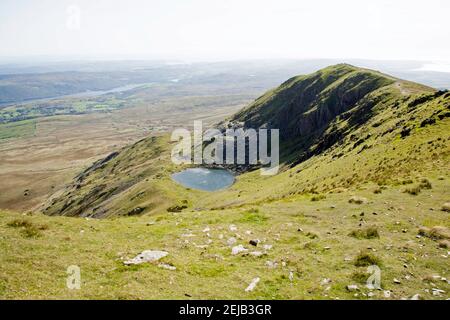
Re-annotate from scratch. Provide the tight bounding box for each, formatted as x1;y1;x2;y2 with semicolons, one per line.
124;250;168;265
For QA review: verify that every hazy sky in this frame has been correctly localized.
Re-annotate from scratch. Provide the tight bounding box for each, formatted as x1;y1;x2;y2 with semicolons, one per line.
1;0;449;62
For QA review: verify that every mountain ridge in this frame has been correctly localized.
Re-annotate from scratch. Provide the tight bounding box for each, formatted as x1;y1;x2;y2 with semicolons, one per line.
40;64;450;217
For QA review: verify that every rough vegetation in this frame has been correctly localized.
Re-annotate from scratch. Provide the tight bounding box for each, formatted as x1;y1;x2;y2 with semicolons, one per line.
1;65;449;299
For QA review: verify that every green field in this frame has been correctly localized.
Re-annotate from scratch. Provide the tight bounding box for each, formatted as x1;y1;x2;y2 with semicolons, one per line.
0;119;36;140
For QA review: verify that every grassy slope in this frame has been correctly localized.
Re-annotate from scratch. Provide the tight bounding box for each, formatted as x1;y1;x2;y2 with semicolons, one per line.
1;179;449;299
1;65;449;299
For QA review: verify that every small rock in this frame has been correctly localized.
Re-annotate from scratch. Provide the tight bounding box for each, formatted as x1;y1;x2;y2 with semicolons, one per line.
124;250;168;265
158;263;176;271
265;261;278;269
245;277;260;292
263;244;273;251
229;224;238;232
438;240;450;248
289;271;294;282
383;290;391;298
321;278;332;285
247;251;264;257
442;203;450;212
181;233;195;237
348;196;368;204
346;284;359;291
231;245;247;255
202;227;210;233
432;288;445;296
245;230;252;235
393;278;401;284
227;237;237;246
249;239;260;246
410;294;421;300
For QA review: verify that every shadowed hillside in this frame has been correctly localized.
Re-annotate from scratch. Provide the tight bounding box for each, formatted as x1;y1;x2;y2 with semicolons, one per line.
226;64;437;163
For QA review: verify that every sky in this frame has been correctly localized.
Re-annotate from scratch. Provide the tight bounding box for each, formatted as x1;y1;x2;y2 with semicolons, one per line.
0;0;449;63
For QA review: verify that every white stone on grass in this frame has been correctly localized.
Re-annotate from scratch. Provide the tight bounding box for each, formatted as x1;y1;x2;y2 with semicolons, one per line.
245;277;260;292
231;245;247;255
124;250;168;265
227;237;237;246
158;263;176;271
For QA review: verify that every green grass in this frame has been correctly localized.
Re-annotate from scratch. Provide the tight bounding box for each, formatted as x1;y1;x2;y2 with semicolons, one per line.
1;179;449;299
0;119;36;140
349;226;380;239
6;218;48;238
1;65;449;300
354;252;382;267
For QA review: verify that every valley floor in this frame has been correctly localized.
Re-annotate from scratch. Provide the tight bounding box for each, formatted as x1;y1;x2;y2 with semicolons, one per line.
1;179;448;299
0;97;246;212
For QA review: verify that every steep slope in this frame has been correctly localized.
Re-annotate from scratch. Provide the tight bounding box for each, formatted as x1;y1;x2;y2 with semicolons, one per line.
225;64;435;163
41;136;179;217
41;64;450;217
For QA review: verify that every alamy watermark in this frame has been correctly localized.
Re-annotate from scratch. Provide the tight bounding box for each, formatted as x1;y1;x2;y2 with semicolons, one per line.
171;121;279;175
366;265;381;290
66;5;81;31
66;265;81;290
